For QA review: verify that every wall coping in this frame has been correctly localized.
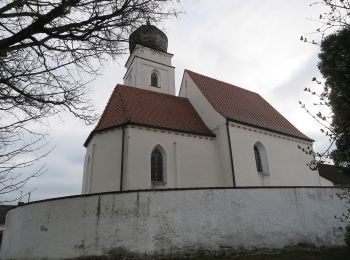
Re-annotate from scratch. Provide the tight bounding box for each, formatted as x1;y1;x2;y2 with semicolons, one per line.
8;186;343;213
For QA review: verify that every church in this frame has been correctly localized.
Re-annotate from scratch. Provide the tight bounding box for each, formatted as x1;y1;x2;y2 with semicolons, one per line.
82;23;331;194
2;23;346;260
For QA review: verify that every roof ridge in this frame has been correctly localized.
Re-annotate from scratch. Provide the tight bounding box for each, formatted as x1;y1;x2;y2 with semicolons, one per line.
185;69;259;95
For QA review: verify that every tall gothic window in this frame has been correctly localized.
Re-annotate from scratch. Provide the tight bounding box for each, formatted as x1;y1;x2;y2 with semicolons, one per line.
151;147;164;184
254;145;263;172
151;72;158;87
253;142;270;175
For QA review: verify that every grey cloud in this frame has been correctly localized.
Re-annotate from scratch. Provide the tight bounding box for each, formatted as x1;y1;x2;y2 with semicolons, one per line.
272;54;320;100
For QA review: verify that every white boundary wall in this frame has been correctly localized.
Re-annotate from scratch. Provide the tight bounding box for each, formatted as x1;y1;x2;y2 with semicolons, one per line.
0;188;347;259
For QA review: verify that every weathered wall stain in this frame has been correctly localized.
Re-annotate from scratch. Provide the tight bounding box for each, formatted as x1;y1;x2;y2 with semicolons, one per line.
39;225;48;232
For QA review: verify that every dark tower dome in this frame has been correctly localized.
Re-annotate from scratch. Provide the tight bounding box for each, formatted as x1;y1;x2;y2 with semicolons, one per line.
129;23;168;54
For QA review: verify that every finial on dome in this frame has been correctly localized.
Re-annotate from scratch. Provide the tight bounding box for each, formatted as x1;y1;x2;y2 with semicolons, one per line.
129;22;168;54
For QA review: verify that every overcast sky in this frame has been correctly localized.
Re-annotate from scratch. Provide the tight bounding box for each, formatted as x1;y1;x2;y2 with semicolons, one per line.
4;0;331;203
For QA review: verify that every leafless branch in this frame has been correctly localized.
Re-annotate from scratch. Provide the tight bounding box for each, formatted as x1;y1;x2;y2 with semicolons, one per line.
0;0;181;201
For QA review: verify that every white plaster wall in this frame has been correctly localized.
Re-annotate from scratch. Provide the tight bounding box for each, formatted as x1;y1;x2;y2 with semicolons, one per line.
126;45;173;67
83;129;123;193
1;188;346;259
124;126;224;189
179;72;225;130
214;124;235;186
179;72;233;186
228;122;323;186
320;176;334;186
124;46;175;95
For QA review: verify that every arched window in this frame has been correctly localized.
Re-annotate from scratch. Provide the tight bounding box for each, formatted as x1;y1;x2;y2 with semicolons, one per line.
151;146;165;184
254;146;263;172
151;72;159;87
253;142;270;175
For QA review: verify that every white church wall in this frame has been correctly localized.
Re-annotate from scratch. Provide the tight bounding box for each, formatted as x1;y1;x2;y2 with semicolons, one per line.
81;152;89;193
125;45;173;67
214;124;235;186
319;176;334;186
227;122;323;186
179;72;225;130
124;46;175;95
83;129;123;193
1;188;346;259
179;72;233;186
123;126;225;190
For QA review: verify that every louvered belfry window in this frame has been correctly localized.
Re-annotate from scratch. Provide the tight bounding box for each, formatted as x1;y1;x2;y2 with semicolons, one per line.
254;145;263;172
151;148;163;184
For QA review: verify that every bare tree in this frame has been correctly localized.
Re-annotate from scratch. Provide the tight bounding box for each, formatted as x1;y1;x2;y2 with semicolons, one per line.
0;0;180;202
312;0;350;37
301;0;349;44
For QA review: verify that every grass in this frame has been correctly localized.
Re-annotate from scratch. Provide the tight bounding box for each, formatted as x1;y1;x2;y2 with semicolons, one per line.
169;248;350;260
74;247;350;260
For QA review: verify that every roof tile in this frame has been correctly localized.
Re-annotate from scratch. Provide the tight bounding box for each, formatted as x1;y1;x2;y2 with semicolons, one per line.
88;85;213;144
186;70;312;141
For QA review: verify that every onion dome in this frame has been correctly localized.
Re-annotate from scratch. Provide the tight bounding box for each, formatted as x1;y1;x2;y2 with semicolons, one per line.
129;22;168;53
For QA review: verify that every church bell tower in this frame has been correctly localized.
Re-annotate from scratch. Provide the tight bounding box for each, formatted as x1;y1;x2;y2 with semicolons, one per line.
123;22;175;95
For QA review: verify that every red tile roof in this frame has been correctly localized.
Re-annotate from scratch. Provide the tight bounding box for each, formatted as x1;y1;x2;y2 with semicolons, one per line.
85;85;214;146
186;70;312;141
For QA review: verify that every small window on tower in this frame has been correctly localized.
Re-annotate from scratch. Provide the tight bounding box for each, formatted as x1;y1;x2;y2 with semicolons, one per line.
151;72;159;87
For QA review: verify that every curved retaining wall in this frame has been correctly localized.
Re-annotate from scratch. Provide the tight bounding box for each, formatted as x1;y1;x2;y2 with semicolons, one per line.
0;188;347;259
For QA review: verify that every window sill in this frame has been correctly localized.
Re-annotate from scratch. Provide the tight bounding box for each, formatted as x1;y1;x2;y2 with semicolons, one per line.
258;171;270;177
150;85;161;88
151;181;166;188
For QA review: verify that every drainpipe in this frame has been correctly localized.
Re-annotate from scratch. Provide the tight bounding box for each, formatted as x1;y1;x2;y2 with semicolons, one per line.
120;126;125;191
226;120;236;187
